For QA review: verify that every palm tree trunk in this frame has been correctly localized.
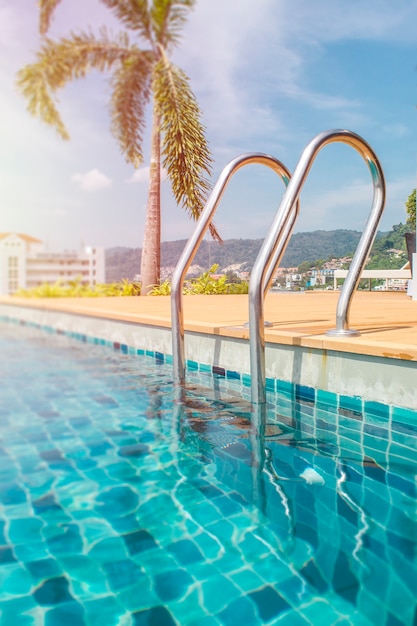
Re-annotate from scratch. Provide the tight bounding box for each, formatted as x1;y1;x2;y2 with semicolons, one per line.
140;106;161;295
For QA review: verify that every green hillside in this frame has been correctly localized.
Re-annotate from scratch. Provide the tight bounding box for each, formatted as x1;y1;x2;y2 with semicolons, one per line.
106;229;372;281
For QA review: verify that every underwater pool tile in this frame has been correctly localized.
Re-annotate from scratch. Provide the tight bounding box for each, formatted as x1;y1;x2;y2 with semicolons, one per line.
269;610;311;625
300;559;328;595
385;612;407;626
45;523;83;556
122;529;159;555
33;575;74;605
385;577;417;625
389;442;417;464
94;485;140;519
83;595;126;626
8;516;44;544
205;519;235;543
193;531;224;561
102;558;144;592
0;545;17;564
118;443;149;458
1;483;27;506
14;540;50;563
188;617;222;626
26;557;62;581
332;550;360;604
44;600;86;626
200;575;241;614
154;567;194;602
86;531;127;560
218;595;259;625
387;472;416;497
191;501;223;527
390;429;417;450
254;555;297;586
364;400;390;422
212;494;243;517
357;587;389;626
237;533;271;561
167;538;204;565
0;595;38;622
249;585;291;622
132;605;176;626
229;567;265;593
136;546;178;574
298;597;346;624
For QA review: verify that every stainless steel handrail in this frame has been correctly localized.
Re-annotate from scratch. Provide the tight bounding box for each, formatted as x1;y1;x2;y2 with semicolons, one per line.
249;129;386;404
171;153;298;386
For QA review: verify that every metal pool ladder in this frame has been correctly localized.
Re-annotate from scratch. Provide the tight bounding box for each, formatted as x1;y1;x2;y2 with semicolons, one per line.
171;129;386;405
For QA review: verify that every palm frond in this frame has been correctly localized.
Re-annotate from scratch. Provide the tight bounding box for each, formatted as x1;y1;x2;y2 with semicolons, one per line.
16;30;137;140
151;0;196;49
39;0;63;35
154;55;221;241
101;0;153;43
111;51;153;166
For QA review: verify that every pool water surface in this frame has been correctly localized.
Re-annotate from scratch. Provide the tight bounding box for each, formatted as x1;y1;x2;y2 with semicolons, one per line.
0;320;416;625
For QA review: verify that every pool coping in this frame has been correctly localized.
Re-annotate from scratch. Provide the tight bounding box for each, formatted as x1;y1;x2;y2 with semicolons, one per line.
1;292;417;411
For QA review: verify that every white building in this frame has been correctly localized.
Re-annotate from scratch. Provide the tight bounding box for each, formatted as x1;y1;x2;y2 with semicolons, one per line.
0;233;105;296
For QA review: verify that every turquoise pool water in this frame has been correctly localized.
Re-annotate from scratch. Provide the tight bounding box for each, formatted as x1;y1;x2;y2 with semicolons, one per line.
0;319;416;625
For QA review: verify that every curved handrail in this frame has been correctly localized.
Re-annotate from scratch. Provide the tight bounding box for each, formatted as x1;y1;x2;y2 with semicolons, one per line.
171;153;299;385
249;129;386;404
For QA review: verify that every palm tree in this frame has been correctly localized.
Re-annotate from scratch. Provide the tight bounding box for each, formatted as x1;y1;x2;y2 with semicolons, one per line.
17;0;220;294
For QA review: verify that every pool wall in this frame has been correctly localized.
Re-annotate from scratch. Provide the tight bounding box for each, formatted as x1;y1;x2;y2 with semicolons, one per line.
1;302;417;411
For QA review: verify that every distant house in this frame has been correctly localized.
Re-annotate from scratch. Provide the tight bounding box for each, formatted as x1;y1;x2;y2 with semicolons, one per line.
308;268;335;287
0;232;105;296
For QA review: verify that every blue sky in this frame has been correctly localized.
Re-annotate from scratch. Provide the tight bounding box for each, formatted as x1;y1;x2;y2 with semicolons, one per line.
0;0;416;251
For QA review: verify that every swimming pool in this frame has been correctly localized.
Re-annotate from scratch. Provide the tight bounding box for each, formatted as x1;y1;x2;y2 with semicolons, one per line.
0;320;416;625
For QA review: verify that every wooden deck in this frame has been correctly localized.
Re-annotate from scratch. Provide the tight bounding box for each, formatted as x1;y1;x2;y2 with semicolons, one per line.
2;290;417;363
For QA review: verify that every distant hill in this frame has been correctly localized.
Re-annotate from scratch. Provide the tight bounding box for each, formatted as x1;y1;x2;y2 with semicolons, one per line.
105;229;370;281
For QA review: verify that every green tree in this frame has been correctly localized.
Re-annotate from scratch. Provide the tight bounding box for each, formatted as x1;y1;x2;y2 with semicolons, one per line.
406;189;416;229
17;0;220;294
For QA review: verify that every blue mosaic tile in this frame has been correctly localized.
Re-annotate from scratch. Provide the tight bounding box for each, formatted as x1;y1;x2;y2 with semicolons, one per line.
241;373;251;387
3;316;417;625
266;377;275;392
218;595;259;625
364;400;390;422
46;524;83;556
122;529;158;555
1;484;27;505
154;568;193;602
102;559;144;591
95;485;140;519
295;384;315;403
33;575;74;605
249;585;291;621
276;379;294;395
26;557;62;580
44;601;86;626
167;538;204;565
133;606;176;626
0;545;17;564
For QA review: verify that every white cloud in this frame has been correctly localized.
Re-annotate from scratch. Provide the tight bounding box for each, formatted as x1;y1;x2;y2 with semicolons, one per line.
71;169;112;192
126;166;150;184
126;166;168;184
